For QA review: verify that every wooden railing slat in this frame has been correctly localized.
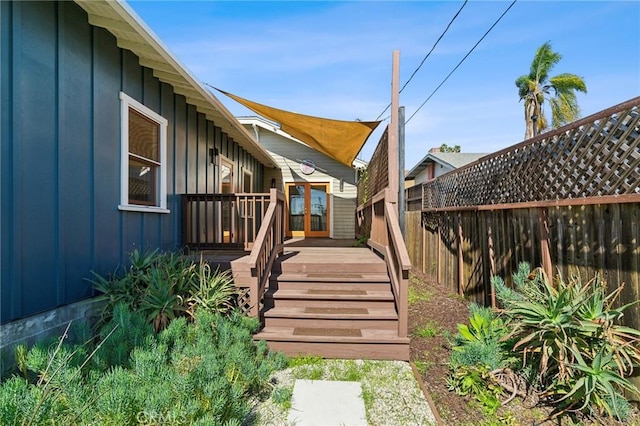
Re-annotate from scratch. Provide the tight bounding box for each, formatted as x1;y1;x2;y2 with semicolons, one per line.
182;192;271;250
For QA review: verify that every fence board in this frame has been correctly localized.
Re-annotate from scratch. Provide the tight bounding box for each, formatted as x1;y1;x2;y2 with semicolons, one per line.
407;203;640;328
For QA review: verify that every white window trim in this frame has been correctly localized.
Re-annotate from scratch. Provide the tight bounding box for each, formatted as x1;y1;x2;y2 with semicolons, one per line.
241;167;253;193
218;154;235;193
118;92;170;214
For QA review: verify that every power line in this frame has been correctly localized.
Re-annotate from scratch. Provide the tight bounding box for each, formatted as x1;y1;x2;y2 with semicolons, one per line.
406;0;518;124
375;0;468;121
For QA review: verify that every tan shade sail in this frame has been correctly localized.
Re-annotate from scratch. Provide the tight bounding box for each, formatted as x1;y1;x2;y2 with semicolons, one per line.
216;89;381;167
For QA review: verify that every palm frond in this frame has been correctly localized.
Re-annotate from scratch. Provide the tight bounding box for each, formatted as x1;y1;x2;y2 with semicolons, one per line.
549;73;588;94
529;41;561;83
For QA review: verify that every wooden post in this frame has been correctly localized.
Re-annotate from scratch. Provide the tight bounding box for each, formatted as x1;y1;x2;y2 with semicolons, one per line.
388;50;400;204
487;216;496;308
398;106;405;235
422;214;426;274
437;220;442;285
538;207;553;283
458;213;464;297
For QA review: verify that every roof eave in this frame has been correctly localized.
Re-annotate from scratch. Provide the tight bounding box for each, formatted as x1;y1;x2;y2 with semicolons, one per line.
73;0;279;169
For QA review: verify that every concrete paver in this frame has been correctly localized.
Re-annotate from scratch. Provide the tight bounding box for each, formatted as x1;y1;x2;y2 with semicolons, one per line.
287;380;368;426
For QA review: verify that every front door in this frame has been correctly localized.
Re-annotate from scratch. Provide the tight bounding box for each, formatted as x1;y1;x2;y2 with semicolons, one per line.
286;182;330;237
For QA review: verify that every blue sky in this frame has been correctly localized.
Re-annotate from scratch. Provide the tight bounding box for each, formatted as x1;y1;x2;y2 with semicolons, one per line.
129;0;640;168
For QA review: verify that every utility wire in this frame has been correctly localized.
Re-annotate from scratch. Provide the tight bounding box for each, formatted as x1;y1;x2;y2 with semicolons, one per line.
406;0;518;124
375;0;468;121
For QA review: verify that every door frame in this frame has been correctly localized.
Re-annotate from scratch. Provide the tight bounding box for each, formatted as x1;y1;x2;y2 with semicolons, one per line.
285;182;331;238
217;155;235;243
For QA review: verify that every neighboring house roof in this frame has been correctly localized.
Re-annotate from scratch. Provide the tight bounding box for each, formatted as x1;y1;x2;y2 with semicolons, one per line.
74;0;278;169
237;116;368;169
405;152;487;180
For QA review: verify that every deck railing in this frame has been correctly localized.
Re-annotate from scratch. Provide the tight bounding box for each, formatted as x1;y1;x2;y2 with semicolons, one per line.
357;188;410;338
182;193;271;250
245;189;285;316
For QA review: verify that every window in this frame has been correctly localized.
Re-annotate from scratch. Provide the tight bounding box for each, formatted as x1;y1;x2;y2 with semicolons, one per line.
119;93;169;213
242;169;253;193
219;156;234;194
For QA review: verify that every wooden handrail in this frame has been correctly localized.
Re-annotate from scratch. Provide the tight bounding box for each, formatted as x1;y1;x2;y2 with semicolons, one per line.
245;188;285;317
384;201;410;337
364;188;410;338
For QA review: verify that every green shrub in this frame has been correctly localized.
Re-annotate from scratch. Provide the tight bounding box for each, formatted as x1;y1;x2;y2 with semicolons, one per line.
93;303;153;369
271;386;293;409
447;364;503;415
493;263;640;419
449;263;640;421
450;304;509;371
0;306;287;425
89;249;241;332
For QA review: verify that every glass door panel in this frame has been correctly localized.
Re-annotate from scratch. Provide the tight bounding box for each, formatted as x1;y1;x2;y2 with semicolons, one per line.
288;185;305;236
309;185;328;232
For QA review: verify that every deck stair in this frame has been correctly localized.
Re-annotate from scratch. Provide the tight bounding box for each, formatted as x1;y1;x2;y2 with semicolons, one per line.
253;247;410;360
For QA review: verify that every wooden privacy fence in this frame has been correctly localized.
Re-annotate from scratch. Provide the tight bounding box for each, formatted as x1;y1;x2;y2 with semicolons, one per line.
357;127;389;206
405;97;640;329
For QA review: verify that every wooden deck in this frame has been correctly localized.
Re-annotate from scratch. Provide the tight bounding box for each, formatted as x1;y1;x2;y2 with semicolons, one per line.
250;244;409;360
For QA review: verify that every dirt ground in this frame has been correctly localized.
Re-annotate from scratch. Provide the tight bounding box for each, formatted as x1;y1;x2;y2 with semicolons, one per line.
407;268;639;426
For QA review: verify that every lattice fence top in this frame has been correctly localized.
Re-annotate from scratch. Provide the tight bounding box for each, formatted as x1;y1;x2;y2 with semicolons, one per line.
422;98;640;210
358;126;389;205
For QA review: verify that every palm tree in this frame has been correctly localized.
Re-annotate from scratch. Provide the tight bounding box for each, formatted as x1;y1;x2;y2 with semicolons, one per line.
516;41;587;139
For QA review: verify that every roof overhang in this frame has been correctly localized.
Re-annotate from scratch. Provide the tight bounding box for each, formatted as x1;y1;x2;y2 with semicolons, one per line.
405;152;489;180
405;154;441;180
73;0;278;169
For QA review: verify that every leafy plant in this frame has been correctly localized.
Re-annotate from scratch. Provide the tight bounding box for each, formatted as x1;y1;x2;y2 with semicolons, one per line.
414;321;440;338
186;262;237;317
89;249;241;332
0;306;288;425
447;364;503;415
493;263;640;419
450;304;509;371
271;386;292;410
139;264;187;332
408;285;432;305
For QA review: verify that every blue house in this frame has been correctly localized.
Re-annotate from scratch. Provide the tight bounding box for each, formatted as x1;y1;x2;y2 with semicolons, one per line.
2;0;412;362
0;0;279;339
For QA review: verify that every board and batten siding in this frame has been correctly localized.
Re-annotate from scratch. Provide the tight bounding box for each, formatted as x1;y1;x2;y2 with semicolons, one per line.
0;1;264;324
251;125;358;239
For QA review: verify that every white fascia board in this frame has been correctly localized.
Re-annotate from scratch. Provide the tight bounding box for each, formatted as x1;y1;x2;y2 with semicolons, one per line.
237;116;313;148
75;0;278;169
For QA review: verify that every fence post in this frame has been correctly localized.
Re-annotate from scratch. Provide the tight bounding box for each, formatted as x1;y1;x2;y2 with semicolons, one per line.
487;215;496;308
538;207;553;283
457;212;464;297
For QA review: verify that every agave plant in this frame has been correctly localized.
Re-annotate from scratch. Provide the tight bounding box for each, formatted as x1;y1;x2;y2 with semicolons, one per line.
493;263;640;417
556;345;639;420
186;261;237;317
139;264;189;332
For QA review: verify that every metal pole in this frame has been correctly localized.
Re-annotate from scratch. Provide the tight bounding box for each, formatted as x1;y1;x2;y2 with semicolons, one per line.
398;106;406;236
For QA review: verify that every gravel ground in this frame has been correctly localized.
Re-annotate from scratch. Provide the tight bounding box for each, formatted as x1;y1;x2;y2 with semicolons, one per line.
246;359;437;426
